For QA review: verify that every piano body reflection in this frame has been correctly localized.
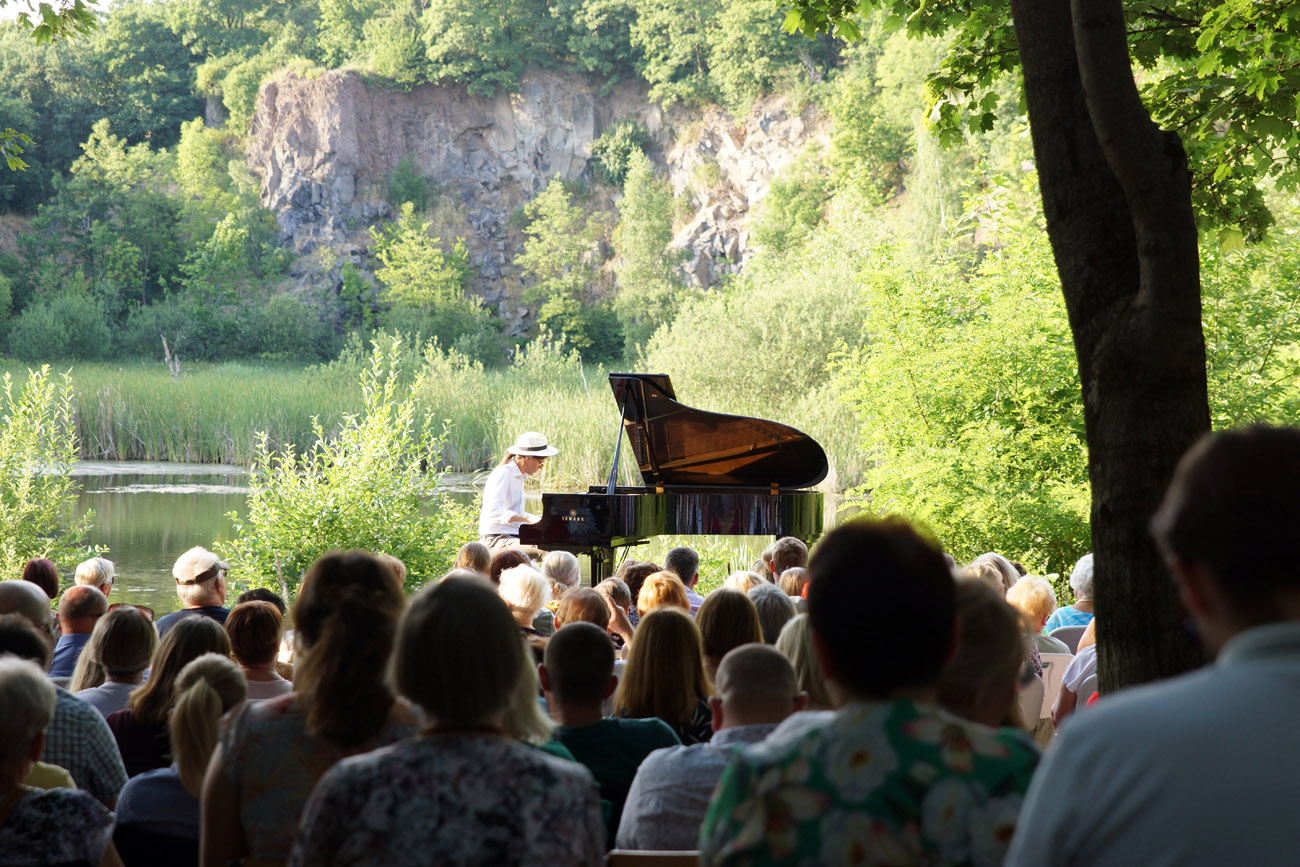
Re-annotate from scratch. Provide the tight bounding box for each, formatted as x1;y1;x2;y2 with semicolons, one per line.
519;373;828;582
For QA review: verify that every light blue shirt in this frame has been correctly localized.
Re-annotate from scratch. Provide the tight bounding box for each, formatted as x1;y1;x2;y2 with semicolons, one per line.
1009;621;1300;866
49;633;92;678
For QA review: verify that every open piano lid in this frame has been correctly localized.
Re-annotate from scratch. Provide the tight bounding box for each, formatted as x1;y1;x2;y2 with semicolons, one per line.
610;373;829;489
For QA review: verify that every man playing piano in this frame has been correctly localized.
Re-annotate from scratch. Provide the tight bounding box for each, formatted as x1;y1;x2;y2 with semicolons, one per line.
479;431;559;551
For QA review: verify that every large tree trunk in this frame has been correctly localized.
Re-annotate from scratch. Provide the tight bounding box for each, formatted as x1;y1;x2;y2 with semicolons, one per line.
1009;0;1207;689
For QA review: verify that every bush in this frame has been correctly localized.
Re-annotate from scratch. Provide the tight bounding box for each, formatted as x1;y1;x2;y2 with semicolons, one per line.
221;337;478;596
8;291;112;362
387;155;436;211
591;120;649;186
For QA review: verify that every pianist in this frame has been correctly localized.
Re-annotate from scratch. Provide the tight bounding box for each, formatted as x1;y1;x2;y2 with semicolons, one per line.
478;431;559;550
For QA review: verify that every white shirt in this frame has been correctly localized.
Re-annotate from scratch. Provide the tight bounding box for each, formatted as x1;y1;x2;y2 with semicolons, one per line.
1008;621;1300;866
615;723;778;851
74;681;139;718
478;461;530;536
1061;643;1097;691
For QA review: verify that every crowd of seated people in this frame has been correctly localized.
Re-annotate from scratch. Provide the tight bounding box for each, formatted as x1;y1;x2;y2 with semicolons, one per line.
10;423;1300;866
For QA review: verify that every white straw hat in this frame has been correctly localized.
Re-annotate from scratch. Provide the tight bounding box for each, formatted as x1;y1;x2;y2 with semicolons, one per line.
507;431;559;457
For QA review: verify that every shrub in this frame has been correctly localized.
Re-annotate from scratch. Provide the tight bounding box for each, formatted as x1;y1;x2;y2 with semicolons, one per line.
8;291;112;362
591;120;649;186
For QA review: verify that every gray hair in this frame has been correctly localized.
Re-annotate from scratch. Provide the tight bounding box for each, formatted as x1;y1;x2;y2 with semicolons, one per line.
75;557;115;590
498;565;550;622
1069;553;1095;600
971;553;1019;593
749;584;797;644
177;574;222;608
0;656;56;764
540;551;581;590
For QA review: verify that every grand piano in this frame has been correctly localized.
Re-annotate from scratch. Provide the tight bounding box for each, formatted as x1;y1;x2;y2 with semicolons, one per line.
520;373;828;582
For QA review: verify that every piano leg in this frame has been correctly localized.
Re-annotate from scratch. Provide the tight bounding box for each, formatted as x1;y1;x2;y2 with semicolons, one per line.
587;547;615;586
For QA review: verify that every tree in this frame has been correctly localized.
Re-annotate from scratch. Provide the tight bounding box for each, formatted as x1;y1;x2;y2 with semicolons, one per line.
614;150;683;353
786;0;1212;689
630;0;720;106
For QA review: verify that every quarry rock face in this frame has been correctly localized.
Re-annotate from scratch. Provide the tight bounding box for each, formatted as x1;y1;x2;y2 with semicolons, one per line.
246;68;825;323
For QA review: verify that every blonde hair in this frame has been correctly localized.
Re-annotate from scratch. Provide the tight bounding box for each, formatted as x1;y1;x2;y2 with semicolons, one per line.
774;613;832;709
636;572;690;616
1006;575;1058;627
614;607;711;728
778;567;809;597
498;564;550;624
969;553;1019;594
169;654;246;795
937;578;1026;726
376;553;407;586
502;636;553;745
454;542;491;575
723;570;768;595
595;578;630;610
74;557;115;590
129;616;231;726
541;551;581;590
70;606;158;692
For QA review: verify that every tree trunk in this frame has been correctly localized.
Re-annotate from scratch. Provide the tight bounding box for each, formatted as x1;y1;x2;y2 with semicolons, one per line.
1009;0;1207;690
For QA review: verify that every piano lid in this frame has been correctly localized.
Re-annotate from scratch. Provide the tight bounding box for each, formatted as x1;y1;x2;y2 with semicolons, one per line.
609;373;829;489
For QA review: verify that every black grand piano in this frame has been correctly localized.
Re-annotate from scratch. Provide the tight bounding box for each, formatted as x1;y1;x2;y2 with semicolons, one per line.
520;373;828;582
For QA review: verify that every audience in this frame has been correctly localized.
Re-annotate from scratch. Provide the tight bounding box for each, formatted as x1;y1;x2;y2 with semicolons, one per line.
541;549;582;600
664;545;705;614
774;613;833;710
969;551;1020;594
617;644;804;851
1044;552;1095;632
71;606;158;716
615;607;714;745
114;654;246;863
721;570;767;594
488;547;531;585
498;563;551;637
1007;575;1072;654
0;583;127;807
554;588;610;631
290;576;604;866
155;547;231;638
50;584;109;679
454;540;492;576
75;556;116;597
695;588;763;679
777;566;809;598
1051;618;1098;726
541;622;680;846
636;570;691;616
938;577;1029;727
225;601;293;700
699;518;1040;864
594;577;636;650
201;551;420;866
21;557;60;600
618;560;661;625
0;656;123;867
1010;424;1300;864
766;535;808;580
235;588;295;675
748;583;796;644
108;616;232;778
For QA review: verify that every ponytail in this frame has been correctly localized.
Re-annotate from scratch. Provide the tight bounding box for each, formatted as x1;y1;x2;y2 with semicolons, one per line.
169;654;246;796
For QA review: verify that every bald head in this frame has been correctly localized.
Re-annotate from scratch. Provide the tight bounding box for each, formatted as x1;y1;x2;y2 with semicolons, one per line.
0;580;53;633
712;643;803;731
58;585;108;635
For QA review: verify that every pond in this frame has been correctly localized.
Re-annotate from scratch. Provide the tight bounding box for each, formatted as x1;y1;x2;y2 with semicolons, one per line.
73;462;845;616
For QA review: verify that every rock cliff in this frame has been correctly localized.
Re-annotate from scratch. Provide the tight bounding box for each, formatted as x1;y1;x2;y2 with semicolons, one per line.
247;68;825;320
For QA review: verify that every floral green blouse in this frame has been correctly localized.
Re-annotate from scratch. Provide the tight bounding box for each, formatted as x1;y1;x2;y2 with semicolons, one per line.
699;700;1040;866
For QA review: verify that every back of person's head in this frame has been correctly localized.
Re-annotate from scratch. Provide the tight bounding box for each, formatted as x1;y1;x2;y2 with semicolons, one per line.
715;643;799;721
58;584;107;627
0;655;56;765
937;578;1026;727
970;553;1019;594
69;605;157;692
1068;553;1094;601
455;541;492;575
74;557;114;592
0;611;53;669
808;518;955;700
543;622;615;706
696;588;764;663
498;564;549;623
621;561;661;607
235;587;287;615
225;601;284;667
753;554;773;582
595;577;631;611
0;580;54;635
172;546;227;606
375;553;407;586
129;615;231;725
723;570;767;595
169;653;246;795
749;584;796;644
541;550;581;590
392;575;522;727
489;548;531;585
502;635;553;745
615;607;711;726
774;613;832;708
636;571;690;616
778;567;810;597
293;550;406;745
771;537;809;575
554;588;609;631
21;559;59;599
664;546;699;584
1006;575;1057;628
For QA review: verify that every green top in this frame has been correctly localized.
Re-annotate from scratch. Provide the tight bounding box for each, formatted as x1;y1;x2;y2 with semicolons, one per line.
699;700;1040;866
556;717;681;845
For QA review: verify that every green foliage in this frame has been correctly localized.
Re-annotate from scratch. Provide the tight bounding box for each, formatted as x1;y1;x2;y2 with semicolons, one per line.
387;155;436;211
591;120;648;186
752;146;833;254
629;0;719;106
222;338;477;595
708;0;834;112
420;0;558;95
8;288;112;362
0;366;95;579
614;150;685;353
